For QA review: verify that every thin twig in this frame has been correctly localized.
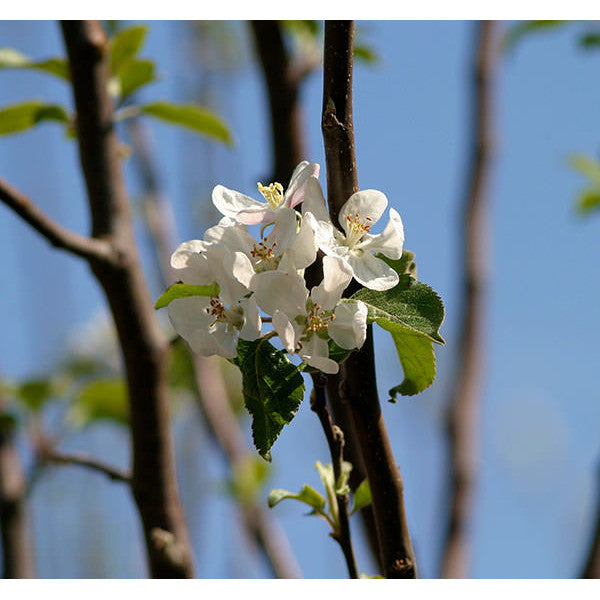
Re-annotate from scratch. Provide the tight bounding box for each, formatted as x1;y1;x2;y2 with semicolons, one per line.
0;177;114;264
440;20;497;579
310;373;359;579
39;448;131;483
581;461;600;577
322;20;417;579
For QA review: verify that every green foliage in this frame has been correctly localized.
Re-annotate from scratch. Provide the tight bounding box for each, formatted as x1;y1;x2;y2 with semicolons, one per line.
0;410;18;434
570;153;600;216
350;254;445;397
353;44;378;64
12;377;66;412
233;338;305;461
109;25;148;73
139;102;233;145
229;455;272;502
504;20;572;52
154;282;218;309
0;47;70;80
351;478;372;515
268;484;326;511
0;101;69;136
71;378;129;427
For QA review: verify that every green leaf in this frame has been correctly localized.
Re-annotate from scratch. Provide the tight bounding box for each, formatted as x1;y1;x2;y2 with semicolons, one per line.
504;20;571;52
354;43;378;64
377;249;417;279
352;478;372;514
112;59;156;101
268;484;326;511
0;47;70;80
72;378;129;427
580;32;600;49
386;327;436;398
233;338;305;461
569;153;600;188
229;455;271;502
351;275;445;345
577;190;600;215
109;25;148;73
0;101;70;136
0;410;18;434
140;102;233;145
350;274;444;397
154;282;218;310
14;378;62;412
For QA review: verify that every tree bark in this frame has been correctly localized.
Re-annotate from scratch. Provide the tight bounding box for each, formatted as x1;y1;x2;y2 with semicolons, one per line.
440;20;496;579
322;20;417;579
60;20;194;578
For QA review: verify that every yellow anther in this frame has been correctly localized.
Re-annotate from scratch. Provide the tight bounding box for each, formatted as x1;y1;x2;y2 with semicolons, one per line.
345;212;372;246
257;181;285;210
305;302;335;334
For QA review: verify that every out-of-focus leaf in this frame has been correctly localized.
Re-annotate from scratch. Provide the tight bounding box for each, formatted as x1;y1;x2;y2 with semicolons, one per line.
0;101;69;136
570;153;600;188
577;190;600;215
14;378;60;412
140;102;233;145
580;32;600;49
168;340;197;392
281;20;320;38
112;59;156;101
504;20;571;52
354;43;378;64
109;25;148;73
72;378;128;427
229;455;271;502
0;47;70;80
0;410;19;434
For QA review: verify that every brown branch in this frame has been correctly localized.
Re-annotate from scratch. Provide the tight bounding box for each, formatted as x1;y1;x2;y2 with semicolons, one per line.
0;177;115;264
322;20;417;579
60;20;194;578
0;390;34;578
39;448;131;483
582;462;600;577
440;20;497;579
249;21;305;183
310;373;358;578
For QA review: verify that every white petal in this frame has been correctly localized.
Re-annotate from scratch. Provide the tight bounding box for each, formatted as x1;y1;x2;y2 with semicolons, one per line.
338;189;388;234
250;270;308;317
168;297;212;341
205;245;252;304
285;162;320;209
300;178;331;225
359;208;404;259
236;206;273;225
310;256;353;310
272;309;298;353
301;335;338;374
208;324;238;359
265;207;299;256
170;240;213;284
347;252;399;291
281;215;317;271
238;297;262;341
204;218;255;255
212;184;266;220
305;213;348;259
329;301;368;350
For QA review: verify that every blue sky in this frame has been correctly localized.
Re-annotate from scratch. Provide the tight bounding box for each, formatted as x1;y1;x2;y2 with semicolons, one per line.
1;20;599;578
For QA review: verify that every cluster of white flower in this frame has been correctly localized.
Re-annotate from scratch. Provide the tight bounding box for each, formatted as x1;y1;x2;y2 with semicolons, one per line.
167;161;405;374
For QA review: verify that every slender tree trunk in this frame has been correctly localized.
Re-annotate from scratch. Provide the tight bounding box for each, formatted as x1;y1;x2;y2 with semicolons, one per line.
0;396;34;578
440;20;497;579
322;20;417;579
60;21;194;578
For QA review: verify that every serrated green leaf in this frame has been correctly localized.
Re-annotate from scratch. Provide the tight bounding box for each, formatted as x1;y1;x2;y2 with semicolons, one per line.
386;326;436;397
155;282;217;310
0;101;70;136
351;275;445;345
268;484;326;511
577;190;600;215
72;378;128;427
0;47;70;80
233;338;305;461
352;478;372;514
140;102;232;145
109;25;148;73
113;59;156;101
504;20;571;52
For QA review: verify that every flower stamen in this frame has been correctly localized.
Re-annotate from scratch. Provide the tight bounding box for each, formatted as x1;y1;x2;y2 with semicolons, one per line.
345;213;373;246
257;181;284;210
305;302;335;334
